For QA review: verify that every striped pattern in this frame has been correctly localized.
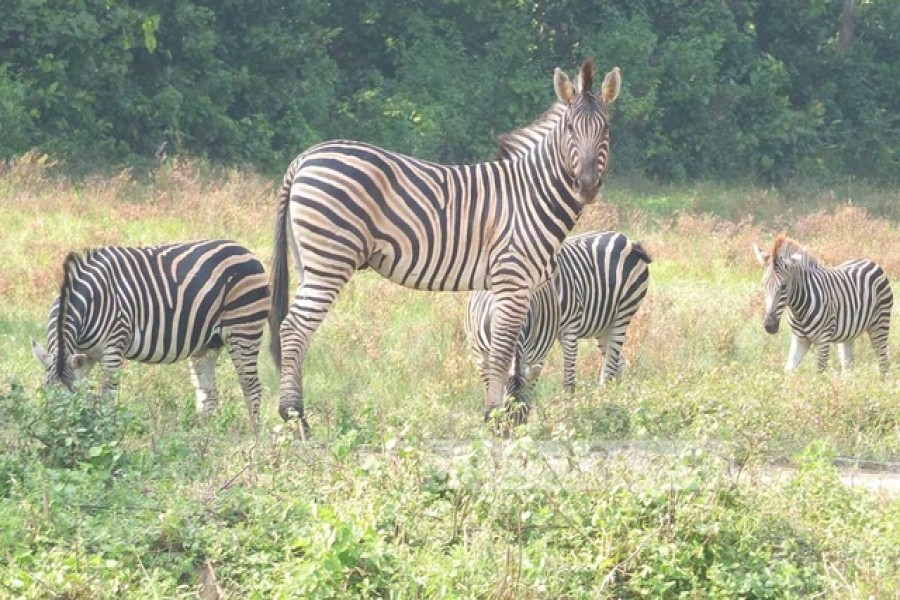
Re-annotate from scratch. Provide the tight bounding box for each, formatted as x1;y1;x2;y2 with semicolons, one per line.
32;240;270;427
269;60;622;428
467;231;651;396
496;103;566;161
465;278;560;413
754;235;892;376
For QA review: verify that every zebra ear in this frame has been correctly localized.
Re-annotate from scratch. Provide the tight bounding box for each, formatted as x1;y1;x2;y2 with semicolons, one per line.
554;68;575;104
524;364;543;384
68;353;90;376
752;243;769;266
32;338;52;368
601;67;621;104
784;252;804;267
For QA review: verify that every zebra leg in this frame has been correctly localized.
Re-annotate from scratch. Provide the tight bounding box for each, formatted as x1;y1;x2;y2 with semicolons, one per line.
784;335;810;372
816;343;831;372
598;328;627;385
837;341;854;372
484;289;531;425
224;333;263;431
99;350;123;397
868;325;890;378
189;348;221;416
560;332;578;392
278;274;349;432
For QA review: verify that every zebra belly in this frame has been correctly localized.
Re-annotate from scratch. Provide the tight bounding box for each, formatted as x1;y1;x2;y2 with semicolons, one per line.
367;244;493;291
124;313;224;364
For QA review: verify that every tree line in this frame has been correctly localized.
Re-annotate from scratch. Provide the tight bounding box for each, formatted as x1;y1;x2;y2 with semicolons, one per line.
0;0;897;184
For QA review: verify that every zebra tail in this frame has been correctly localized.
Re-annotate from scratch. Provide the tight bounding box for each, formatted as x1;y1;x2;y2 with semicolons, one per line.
631;241;653;264
54;252;81;384
268;157;300;369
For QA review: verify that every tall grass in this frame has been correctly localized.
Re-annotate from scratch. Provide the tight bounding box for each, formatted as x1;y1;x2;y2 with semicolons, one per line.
1;155;899;597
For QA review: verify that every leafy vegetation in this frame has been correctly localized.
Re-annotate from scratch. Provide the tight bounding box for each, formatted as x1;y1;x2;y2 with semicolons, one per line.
1;158;898;597
0;1;898;184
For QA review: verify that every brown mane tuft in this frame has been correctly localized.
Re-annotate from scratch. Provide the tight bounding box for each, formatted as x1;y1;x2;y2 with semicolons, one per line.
770;234;819;265
769;233;787;259
580;59;594;93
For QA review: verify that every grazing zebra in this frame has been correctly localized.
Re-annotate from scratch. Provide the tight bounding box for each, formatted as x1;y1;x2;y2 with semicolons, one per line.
269;60;622;429
752;235;892;376
467;231;652;398
31;240;270;427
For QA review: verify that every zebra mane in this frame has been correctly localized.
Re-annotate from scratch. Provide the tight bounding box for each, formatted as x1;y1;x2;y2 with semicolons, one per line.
54;251;85;383
771;234;819;266
496;102;567;160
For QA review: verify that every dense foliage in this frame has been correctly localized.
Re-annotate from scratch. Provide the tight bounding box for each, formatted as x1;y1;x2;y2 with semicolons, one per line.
0;0;897;183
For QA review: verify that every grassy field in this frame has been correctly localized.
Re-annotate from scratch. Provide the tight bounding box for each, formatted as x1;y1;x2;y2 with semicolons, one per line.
1;154;899;597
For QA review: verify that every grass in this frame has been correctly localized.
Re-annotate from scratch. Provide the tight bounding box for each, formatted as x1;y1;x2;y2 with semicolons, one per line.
1;153;899;597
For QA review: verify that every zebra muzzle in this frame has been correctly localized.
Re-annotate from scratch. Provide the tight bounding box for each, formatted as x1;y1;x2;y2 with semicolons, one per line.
764;318;780;334
575;173;602;204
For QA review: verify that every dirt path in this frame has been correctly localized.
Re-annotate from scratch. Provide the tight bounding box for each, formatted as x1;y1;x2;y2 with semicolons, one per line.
402;439;900;497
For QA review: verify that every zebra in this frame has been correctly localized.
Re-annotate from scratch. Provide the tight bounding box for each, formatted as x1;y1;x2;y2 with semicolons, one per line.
467;231;652;399
31;240;270;428
492;87;652;392
269;60;622;430
752;234;892;376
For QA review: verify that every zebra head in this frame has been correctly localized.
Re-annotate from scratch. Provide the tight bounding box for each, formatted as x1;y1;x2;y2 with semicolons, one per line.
31;336;91;391
553;60;621;205
753;238;804;334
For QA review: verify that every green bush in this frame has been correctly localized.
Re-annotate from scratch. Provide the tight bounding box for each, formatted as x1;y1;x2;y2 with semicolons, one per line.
10;384;139;471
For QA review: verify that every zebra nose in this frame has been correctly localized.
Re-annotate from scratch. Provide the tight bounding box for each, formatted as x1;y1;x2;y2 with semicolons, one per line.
764;319;779;334
576;173;602;203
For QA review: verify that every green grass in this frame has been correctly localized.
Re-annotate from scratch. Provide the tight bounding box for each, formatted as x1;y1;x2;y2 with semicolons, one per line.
1;157;899;597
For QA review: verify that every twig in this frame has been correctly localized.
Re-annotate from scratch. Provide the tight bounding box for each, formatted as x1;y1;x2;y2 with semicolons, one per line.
596;526;661;595
200;559;225;600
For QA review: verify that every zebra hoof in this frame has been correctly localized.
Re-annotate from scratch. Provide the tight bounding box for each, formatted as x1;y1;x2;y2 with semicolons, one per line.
278;400;304;422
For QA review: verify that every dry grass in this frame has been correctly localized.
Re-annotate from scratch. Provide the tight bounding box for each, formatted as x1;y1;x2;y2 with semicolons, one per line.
1;155;276;309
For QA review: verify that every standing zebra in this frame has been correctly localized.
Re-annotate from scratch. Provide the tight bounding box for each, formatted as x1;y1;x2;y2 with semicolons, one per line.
31;240;270;428
752;235;892;376
467;231;652;398
269;60;622;429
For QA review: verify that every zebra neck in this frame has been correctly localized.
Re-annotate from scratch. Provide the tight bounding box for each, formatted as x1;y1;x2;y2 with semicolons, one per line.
521;131;583;231
786;266;823;318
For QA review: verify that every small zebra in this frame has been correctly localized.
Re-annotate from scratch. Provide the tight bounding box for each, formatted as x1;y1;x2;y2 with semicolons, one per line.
752;235;892;376
32;240;270;427
269;60;622;429
467;231;651;399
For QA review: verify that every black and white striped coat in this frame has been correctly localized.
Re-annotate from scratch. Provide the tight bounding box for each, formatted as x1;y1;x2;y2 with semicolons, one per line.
32;240;270;427
269;60;622;429
467;231;651;396
753;235;892;376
